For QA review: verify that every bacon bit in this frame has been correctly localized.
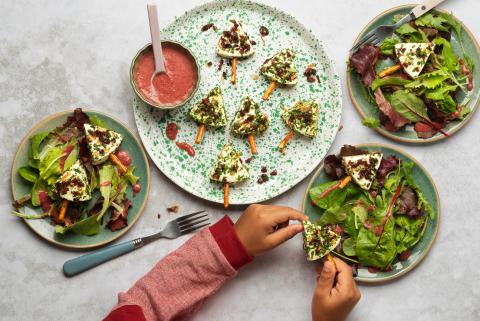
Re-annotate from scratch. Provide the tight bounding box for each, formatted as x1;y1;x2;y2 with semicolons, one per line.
303;63;317;83
99;180;112;187
176;141;195;157
316;75;321;83
201;23;217;32
167;204;179;213
270;169;277;176
245;157;252;164
338;124;344;132
218;58;224;71
157;213;161;219
12;195;32;209
207;61;213;67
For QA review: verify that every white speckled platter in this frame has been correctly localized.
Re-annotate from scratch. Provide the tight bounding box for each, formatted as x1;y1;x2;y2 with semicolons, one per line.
133;0;342;205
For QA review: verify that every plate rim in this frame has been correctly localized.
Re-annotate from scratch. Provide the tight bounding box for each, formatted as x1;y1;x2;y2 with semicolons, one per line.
10;109;151;250
301;143;441;283
133;0;343;206
346;4;480;144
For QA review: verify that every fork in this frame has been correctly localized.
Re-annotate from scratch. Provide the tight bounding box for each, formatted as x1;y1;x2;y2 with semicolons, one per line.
63;210;209;276
351;0;447;53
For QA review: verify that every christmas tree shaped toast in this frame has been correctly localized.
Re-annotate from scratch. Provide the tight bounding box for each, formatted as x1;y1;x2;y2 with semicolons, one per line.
189;87;227;144
302;220;341;266
260;48;298;100
231;96;269;155
279;99;319;152
210;143;249;208
216;20;255;84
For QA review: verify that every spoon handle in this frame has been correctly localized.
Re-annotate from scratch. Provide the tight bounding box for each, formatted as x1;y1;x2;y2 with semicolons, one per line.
147;3;166;73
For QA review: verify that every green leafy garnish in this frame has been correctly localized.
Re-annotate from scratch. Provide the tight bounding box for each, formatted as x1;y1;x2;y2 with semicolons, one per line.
389;90;430;122
415;13;449;31
371;77;411;91
361;117;381;128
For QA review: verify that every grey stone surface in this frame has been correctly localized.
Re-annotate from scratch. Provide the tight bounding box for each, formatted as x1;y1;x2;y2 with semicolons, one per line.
1;0;479;320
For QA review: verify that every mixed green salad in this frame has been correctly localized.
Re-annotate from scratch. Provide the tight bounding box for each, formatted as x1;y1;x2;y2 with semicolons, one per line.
12;108;139;236
350;12;474;139
305;145;434;271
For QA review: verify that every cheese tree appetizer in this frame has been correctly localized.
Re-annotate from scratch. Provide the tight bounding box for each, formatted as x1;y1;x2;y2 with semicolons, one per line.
349;12;474;139
189;87;227;144
209;143;249;208
216;20;255;84
303;220;341;266
307;145;434;271
230;96;269;154
278;99;319;152
12;108;140;236
260;48;298;100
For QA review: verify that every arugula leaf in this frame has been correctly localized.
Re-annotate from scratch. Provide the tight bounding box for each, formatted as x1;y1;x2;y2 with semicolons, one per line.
55;213;101;235
433;37;459;72
356;219;397;269
389;90;430;122
401;162;435;219
342;238;357;257
395;24;428;43
89;115;111;130
415;13;449;31
309;181;360;210
124;166;139;186
379;36;400;56
425;84;457;101
405;70;449;90
97;164;115;221
371;77;411;91
361;117;381;128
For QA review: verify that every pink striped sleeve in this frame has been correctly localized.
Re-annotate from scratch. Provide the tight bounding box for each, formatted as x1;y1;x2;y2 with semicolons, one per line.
104;216;252;321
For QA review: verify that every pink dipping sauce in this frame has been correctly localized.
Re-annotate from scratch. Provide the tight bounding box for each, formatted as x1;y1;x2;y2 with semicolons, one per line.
134;44;198;106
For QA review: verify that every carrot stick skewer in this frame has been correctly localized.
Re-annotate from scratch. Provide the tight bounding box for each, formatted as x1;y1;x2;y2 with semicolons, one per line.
109;154;127;174
262;81;277;100
195;123;206;144
378;64;402;78
278;130;294;151
58;199;69;222
248;134;257;154
223;182;229;208
326;253;337;270
231;58;237;84
338;176;352;189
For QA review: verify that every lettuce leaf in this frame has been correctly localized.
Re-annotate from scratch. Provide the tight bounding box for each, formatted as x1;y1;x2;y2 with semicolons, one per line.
401;162;435;219
356;219;397;269
38;143;79;185
309;181;360;210
97;164;115;221
371;77;411;91
415;13;449;32
433;37;459;72
31;179;48;207
55;213;101;236
389;90;429;122
361;117;381;128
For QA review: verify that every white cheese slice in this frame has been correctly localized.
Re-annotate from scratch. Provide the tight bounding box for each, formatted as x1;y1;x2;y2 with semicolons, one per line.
84;124;123;165
55;160;91;202
303;221;341;261
216;20;255;59
342;152;383;190
394;42;435;78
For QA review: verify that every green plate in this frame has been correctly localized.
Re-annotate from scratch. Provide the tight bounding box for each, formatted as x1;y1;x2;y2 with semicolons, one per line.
10;110;150;249
134;0;342;205
347;5;480;143
302;144;440;283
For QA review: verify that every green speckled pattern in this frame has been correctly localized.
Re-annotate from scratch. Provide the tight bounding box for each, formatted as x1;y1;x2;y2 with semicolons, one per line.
348;5;480;143
302;144;440;283
133;0;342;205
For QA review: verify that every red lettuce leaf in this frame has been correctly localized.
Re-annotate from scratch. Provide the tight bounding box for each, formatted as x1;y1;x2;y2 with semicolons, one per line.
350;44;380;86
375;89;409;131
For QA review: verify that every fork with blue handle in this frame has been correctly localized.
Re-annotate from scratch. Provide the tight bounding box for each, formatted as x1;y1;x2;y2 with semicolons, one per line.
63;210;209;277
351;0;447;52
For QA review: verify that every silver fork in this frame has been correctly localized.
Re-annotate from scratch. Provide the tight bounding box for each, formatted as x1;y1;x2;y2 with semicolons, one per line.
63;210;209;276
351;0;447;53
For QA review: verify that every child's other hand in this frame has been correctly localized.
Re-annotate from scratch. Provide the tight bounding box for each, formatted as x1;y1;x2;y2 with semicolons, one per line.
234;204;308;256
311;258;361;321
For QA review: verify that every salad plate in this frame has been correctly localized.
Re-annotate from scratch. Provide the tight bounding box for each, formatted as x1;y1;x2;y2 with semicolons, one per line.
11;110;150;249
347;5;480;143
134;0;342;205
302;144;440;283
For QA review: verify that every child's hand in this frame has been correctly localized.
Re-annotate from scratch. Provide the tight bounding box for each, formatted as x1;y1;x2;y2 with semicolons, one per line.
234;204;308;256
311;258;361;321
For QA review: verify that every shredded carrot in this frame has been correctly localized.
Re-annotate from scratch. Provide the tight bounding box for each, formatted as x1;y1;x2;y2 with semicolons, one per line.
278;130;294;151
262;81;277;100
327;253;337;270
195;123;206;144
339;176;352;189
378;64;401;78
231;58;237;84
223;182;229;208
58;199;68;222
109;154;127;174
248;134;257;154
